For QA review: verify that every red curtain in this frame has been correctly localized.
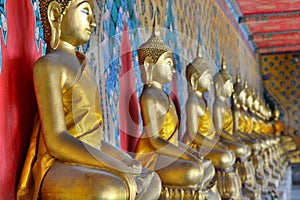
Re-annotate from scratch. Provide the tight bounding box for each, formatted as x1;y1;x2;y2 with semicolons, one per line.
119;21;140;153
0;0;40;199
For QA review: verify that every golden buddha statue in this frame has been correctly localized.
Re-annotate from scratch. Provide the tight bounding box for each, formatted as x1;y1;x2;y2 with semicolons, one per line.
272;107;300;164
250;92;283;190
134;18;218;200
243;82;269;194
273;107;294;150
182;44;242;199
232;75;260;144
17;0;162;199
213;62;261;199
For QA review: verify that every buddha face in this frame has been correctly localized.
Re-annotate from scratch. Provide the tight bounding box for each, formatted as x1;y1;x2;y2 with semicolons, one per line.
274;109;280;120
60;0;96;46
253;99;259;111
259;104;264;114
197;70;212;91
223;79;233;98
246;94;253;109
237;90;246;105
152;52;175;84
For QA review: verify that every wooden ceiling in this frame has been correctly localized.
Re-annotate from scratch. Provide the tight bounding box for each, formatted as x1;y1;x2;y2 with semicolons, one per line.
229;0;300;54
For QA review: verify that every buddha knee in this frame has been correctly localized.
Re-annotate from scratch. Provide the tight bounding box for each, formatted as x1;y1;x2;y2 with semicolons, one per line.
248;140;261;152
91;175;129;200
41;164;129;200
205;159;215;176
235;144;251;159
220;150;235;169
185;162;204;186
202;159;215;184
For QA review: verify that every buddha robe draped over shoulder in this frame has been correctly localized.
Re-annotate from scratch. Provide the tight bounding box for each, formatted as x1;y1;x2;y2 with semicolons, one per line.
198;106;215;140
238;112;246;133
17;63;103;200
223;108;234;134
135;98;179;170
253;119;260;133
244;115;253;134
188;106;215;150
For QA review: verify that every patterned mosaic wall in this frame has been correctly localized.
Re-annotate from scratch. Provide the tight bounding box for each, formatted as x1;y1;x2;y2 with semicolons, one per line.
86;0;262;147
0;0;262;148
261;53;300;145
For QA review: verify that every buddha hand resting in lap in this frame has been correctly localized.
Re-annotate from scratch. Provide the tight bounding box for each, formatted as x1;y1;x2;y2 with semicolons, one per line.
134;18;218;200
182;44;242;199
17;0;161;199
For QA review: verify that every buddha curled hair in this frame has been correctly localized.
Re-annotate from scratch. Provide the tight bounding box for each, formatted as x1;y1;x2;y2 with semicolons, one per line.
213;60;232;93
138;15;172;84
234;82;243;97
39;0;72;42
244;81;252;98
186;44;209;85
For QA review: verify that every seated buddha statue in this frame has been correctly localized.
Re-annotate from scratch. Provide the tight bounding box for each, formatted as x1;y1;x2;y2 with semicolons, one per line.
272;107;300;164
273;108;294;150
243;81;269;194
260;103;283;181
271;107;296;166
213;62;261;199
17;0;162;199
232;75;261;145
182;44;242;199
251;92;283;189
134;18;218;200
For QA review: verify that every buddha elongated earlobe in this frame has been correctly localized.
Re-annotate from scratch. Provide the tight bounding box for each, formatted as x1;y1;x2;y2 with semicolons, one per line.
191;73;198;92
50;25;61;49
48;1;62;49
144;57;154;86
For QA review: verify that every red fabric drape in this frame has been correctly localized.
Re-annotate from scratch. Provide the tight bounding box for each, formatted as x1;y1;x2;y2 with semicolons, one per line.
0;0;41;199
119;21;140;153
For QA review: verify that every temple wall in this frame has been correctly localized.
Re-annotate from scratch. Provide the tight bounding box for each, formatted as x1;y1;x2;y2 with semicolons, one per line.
0;0;262;199
90;0;262;146
260;53;300;146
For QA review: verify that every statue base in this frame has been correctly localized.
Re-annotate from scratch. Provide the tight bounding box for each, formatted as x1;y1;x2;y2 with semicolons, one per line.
159;182;220;200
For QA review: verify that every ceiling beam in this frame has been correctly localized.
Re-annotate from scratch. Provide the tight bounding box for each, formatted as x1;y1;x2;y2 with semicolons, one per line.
239;11;300;24
257;42;300;49
249;30;300;41
258;44;300;54
259;46;300;54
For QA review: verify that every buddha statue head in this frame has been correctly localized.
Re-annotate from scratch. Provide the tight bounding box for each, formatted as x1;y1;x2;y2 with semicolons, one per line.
266;105;272;120
259;99;265;119
273;106;280;121
186;44;212;93
233;73;246;107
213;60;233;99
253;91;260;116
244;81;253;111
40;0;96;50
138;15;174;86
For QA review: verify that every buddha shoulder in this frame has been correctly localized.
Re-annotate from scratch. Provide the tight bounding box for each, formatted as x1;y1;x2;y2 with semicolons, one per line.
34;52;83;87
187;95;206;115
140;86;170;108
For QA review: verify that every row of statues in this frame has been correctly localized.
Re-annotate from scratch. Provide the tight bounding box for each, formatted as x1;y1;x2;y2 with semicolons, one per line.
17;0;299;199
